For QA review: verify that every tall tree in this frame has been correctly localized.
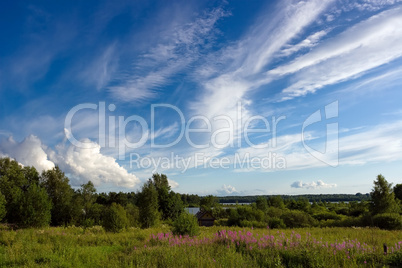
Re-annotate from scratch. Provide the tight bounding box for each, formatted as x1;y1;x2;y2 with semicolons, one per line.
138;179;159;228
41;166;73;226
78;181;97;224
200;195;219;212
0;157;26;222
17;183;52;228
393;184;402;201
256;196;268;212
370;174;399;215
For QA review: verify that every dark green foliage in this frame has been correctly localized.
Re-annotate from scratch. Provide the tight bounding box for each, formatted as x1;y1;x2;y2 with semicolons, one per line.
313;212;341;221
86;203;104;226
218;193;370;204
17;183;52;228
0;191;6;222
125;203;140;227
77;181;97;225
138;179;160;228
370;174;399;215
102;203;128;232
267;217;286;229
172;211;199;236
255;196;268;212
281;210;317;228
372;213;402;230
266;207;284;218
394;184;402;201
0;158;26;222
200;195;219;212
227;206;265;226
268;196;285;209
40;166;73;226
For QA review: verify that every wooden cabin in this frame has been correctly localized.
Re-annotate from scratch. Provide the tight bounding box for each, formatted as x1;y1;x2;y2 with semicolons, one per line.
195;210;215;226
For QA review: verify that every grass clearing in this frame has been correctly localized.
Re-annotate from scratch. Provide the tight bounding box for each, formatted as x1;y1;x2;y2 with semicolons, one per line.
0;225;401;267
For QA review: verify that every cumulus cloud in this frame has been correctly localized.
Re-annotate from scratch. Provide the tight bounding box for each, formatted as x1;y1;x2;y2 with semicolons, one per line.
217;184;238;196
168;179;179;189
0;134;141;189
291;180;337;189
50;139;140;188
0;135;55;171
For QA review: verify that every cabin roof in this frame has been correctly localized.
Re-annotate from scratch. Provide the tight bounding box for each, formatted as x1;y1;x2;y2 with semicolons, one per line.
195;210;215;220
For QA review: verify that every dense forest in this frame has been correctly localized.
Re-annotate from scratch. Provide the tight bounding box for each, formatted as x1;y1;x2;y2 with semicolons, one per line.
217;193;370;204
1;157;402;232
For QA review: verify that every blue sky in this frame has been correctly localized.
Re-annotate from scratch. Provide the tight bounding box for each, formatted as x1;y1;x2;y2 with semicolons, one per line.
1;0;402;196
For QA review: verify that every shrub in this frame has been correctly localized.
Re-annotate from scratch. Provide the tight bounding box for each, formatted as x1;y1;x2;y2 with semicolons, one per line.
313;212;341;221
239;220;267;228
372;213;402;230
281;210;317;228
102;203;128;232
172;212;199;236
267;217;286;229
18;184;52;228
214;219;228;226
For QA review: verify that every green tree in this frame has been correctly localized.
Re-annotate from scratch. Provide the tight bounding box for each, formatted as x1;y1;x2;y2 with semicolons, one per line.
125;203;140;227
40;166;73;226
138;179;160;228
393;184;402;201
151;173;171;220
200;195;219;212
167;191;184;220
268;196;285;209
18;183;52;228
0;157;26;222
173;211;199;236
370;174;399;215
256;196;268;212
102;203;128;232
79;181;97;224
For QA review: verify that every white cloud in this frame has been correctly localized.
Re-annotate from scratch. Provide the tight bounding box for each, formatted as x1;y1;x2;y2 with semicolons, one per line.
110;7;229;102
0;133;141;189
0;135;55;171
233;120;402;172
291;180;337;189
50;139;140;188
217;184;238;196
190;0;334;154
279;30;329;57
168;179;179;189
269;6;402;100
79;43;118;90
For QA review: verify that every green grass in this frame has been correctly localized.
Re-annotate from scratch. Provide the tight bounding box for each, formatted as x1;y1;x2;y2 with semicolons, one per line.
0;225;401;267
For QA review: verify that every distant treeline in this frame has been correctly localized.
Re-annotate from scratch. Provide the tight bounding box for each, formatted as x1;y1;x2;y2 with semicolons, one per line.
1;156;402;231
217;194;371;204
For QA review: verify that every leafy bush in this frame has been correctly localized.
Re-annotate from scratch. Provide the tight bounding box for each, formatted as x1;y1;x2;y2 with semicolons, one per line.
18;184;52;228
313;212;341;221
267;217;286;229
214;219;228;226
266;207;285;218
227;206;265;226
281;210;317;228
372;213;402;230
239;220;267;228
172;211;199;236
102;203;128;232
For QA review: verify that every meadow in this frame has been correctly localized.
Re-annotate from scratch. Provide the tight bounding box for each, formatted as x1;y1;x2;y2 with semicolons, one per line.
1;225;402;267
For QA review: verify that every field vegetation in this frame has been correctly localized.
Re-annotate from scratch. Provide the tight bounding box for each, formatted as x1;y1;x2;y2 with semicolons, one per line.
1;157;402;267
